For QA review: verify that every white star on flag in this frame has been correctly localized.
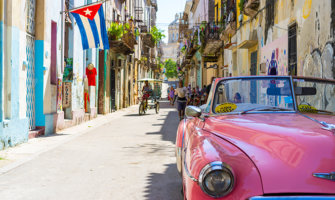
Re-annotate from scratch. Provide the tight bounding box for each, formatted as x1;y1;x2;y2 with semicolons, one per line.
84;8;92;16
70;3;110;50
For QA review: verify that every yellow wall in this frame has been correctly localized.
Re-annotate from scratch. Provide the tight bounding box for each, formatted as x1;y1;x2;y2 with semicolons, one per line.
236;0;249;28
214;0;221;23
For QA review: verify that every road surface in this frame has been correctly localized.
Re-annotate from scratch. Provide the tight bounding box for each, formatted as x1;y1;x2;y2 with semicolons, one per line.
0;99;183;200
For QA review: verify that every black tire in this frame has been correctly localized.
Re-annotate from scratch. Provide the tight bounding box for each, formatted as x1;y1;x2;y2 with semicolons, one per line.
155;102;160;114
139;103;144;115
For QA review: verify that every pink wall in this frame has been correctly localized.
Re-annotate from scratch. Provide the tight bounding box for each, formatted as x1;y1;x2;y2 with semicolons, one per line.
261;34;288;75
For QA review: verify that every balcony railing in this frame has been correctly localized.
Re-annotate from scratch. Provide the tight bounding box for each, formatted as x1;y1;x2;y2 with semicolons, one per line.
221;1;237;42
201;22;223;55
141;33;155;48
243;0;260;17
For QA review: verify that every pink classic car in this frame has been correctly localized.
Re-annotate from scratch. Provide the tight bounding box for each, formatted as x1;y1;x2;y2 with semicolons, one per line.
176;76;335;200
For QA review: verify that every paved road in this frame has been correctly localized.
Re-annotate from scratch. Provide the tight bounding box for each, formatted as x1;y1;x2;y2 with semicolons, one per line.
0;100;183;200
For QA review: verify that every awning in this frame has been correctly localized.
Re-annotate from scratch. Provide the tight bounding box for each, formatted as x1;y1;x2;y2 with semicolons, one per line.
237;40;258;49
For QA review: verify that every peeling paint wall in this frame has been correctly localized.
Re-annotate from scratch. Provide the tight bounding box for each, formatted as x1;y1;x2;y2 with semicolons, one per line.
297;0;333;78
232;0;334;78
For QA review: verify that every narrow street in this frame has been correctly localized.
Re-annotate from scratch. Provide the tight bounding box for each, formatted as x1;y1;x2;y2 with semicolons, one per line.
0;100;182;200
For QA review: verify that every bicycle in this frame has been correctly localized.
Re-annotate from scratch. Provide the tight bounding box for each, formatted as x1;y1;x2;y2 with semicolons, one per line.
138;91;160;115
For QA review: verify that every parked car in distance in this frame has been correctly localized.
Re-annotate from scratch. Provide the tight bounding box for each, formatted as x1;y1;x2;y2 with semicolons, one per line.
176;76;335;200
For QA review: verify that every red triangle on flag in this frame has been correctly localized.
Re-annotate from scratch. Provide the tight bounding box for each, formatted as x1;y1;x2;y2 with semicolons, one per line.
70;3;102;21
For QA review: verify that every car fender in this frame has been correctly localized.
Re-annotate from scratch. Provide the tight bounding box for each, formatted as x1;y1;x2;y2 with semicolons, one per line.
183;129;263;199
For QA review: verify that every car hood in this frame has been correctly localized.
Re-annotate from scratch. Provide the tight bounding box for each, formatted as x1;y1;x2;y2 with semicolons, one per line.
204;113;335;194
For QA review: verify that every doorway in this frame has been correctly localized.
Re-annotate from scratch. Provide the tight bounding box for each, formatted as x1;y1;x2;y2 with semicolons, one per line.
110;68;116;112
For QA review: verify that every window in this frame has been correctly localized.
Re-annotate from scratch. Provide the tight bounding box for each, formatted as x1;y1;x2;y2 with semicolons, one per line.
288;23;297;76
50;21;57;85
250;51;257;75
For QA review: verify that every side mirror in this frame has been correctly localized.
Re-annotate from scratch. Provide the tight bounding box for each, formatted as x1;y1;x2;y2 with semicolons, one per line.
186;106;202;118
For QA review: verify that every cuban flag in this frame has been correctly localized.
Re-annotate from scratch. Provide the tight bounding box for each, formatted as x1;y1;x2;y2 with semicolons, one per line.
70;3;109;50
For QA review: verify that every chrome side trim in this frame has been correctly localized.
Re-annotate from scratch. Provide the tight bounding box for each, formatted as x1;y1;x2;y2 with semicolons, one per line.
313;172;335;181
181;119;186;150
182;119;198;182
249;197;335;200
183;157;198;182
176;147;182;175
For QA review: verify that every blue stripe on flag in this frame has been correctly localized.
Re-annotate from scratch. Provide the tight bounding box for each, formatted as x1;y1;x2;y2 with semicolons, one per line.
71;13;89;50
98;6;109;49
88;19;100;48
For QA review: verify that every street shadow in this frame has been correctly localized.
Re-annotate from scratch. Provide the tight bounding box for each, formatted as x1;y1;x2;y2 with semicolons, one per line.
144;163;183;200
41;133;69;137
146;109;179;144
123;113;154;117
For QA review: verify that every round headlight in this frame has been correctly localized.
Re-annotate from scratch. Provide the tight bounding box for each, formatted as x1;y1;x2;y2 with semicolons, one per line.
199;161;234;198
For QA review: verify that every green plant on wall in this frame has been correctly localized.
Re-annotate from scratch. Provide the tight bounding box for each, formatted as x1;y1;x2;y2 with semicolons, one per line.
199;21;207;46
238;0;245;14
181;45;186;54
150;26;166;44
108;22;130;40
141;57;148;62
192;29;199;48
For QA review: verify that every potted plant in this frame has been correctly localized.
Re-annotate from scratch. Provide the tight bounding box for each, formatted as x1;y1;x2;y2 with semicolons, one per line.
108;22;124;40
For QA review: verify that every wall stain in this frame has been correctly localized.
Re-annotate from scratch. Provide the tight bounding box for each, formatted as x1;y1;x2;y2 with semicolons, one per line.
302;0;312;19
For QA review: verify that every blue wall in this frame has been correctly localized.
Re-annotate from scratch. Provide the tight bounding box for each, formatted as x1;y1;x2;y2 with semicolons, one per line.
0;26;29;150
11;27;20;119
35;40;45;126
0;21;3;122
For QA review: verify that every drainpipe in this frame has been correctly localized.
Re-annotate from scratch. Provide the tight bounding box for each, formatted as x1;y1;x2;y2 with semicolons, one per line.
61;0;65;74
0;0;3;121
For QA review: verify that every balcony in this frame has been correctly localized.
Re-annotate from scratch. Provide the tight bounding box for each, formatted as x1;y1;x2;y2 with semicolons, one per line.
141;46;150;58
181;56;190;67
186;43;198;59
178;13;189;42
220;4;237;43
201;22;223;55
185;29;200;59
141;33;155;48
108;23;137;55
243;0;260;17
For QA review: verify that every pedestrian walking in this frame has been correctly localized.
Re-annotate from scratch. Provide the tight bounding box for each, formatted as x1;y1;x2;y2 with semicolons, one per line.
169;86;175;105
173;80;188;121
167;87;171;101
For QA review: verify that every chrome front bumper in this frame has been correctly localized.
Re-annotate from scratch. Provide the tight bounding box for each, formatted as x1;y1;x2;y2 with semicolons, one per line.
249;197;335;200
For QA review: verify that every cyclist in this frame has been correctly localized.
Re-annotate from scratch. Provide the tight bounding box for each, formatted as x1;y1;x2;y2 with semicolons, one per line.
142;80;152;108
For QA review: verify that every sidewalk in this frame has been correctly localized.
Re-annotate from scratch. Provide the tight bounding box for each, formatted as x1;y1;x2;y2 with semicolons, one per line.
0;105;138;175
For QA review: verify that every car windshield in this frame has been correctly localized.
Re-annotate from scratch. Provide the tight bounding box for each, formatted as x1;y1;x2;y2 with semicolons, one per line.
294;78;335;115
213;77;295;114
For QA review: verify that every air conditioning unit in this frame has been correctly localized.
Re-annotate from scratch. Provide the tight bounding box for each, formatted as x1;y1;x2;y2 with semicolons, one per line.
260;63;267;73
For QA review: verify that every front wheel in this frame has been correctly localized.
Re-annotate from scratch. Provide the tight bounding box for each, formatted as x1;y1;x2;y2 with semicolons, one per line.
155;102;160;114
139;102;145;115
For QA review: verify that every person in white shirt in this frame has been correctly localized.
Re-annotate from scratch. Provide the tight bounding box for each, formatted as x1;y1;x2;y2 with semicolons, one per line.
173;80;188;120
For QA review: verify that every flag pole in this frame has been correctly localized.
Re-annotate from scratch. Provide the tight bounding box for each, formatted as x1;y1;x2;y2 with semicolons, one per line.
60;0;110;14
